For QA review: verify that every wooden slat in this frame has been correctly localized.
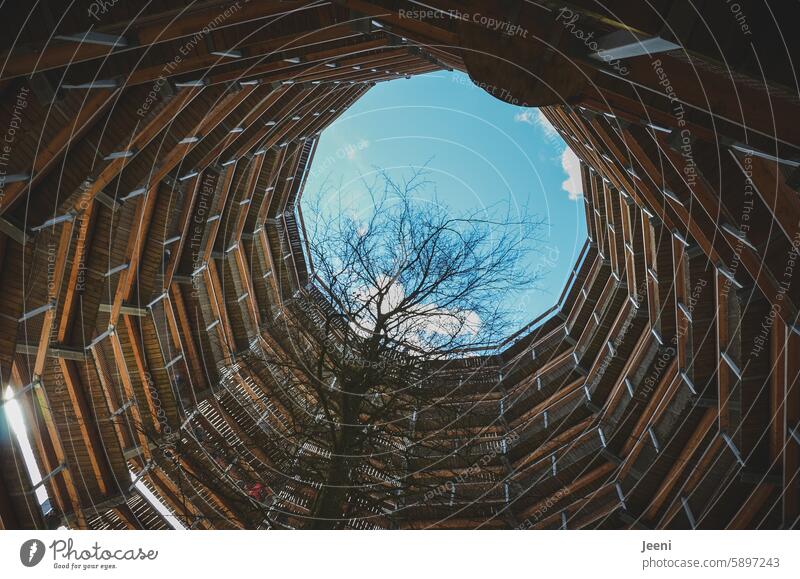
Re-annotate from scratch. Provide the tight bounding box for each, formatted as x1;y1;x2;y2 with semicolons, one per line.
0;89;119;215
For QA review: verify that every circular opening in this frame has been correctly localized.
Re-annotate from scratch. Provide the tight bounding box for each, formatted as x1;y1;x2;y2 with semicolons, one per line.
301;70;587;340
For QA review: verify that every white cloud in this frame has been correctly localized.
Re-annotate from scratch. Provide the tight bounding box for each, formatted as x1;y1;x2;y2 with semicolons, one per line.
534;109;559;141
514;110;536;125
516;108;560;141
515;109;582;201
353;275;481;342
560;147;583;201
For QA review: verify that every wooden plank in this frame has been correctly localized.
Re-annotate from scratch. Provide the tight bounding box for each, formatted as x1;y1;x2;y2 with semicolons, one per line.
125;22;364;88
336;0;459;45
727;483;775;529
87;344;131;455
0;89;119;215
0;1;315;80
169;286;209;394
213;399;274;468
161;295;199;402
107;181;162;327
258;228;282;307
113;504;139;530
201;164;238;264
193;87;288;169
232;246;261;334
109;332;152;459
732;151;800;249
232;153;265;242
19;221;88;525
163;173;204;289
57;358;112;495
770;316;787;464
520;463;615;520
122;315;162;434
57;194;96;342
66;87;202;214
715;269;732;432
32;222;74;377
107;86;247;326
653;131;797;321
644;408;717;520
205;262;237;353
658;437;725;527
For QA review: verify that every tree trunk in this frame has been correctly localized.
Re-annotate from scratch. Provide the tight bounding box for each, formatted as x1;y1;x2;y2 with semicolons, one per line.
309;458;349;529
310;397;357;529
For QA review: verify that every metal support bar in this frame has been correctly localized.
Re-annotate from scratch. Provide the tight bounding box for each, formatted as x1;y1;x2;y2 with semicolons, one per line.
615;482;627;510
112;399;134;417
31;212;75;232
164;354;184;370
103;149;137;161
18;301;55;322
103;263;130;277
32;463;67;490
55;31;128;47
721;432;746;467
681;496;697;529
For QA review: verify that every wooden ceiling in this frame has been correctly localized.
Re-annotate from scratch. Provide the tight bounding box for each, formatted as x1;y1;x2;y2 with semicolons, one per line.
0;0;798;530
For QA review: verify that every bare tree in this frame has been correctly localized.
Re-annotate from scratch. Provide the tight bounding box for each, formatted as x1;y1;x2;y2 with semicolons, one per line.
249;168;545;528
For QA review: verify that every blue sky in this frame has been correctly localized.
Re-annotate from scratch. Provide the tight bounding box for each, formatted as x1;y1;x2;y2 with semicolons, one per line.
301;70;586;330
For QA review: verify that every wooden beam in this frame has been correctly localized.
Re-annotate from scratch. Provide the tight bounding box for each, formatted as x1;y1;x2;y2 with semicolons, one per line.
201;163;238;265
124;22;366;88
205;261;237;353
113;504;139;530
520;462;615;521
232;245;261;333
121;315;162;434
15;344;86;361
107;87;253;327
731;151;800;248
0;89;118;215
107;181;163;328
170;286;209;394
213;399;274;468
57;193;96;343
715;268;733;432
232;153;266;243
145;467;208;529
658;437;725;527
87;342;131;454
98;303;148;317
109;331;152;459
14;220;88;525
727;483;775;529
66;87;202;214
643;408;717;521
0;1;320;80
31;221;73;377
193;86;288;169
57;359;112;495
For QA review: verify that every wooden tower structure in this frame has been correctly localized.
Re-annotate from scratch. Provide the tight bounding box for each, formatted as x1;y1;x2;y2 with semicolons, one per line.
0;0;798;529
